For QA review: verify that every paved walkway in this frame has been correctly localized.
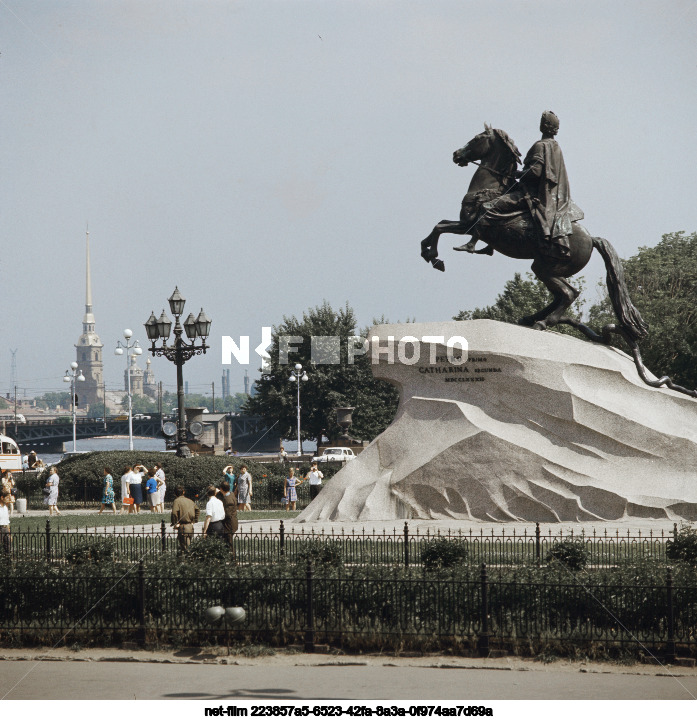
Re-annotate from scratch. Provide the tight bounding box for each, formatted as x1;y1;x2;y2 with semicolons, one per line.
0;649;695;700
11;507;683;538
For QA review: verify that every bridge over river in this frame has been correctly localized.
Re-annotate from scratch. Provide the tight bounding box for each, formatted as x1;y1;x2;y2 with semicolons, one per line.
4;415;275;453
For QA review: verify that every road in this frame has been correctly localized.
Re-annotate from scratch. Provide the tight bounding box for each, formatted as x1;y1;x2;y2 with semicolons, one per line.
1;655;695;700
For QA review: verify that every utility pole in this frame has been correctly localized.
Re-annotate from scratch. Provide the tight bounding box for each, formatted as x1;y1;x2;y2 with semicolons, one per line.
9;349;17;399
212;381;215;412
13;385;17;437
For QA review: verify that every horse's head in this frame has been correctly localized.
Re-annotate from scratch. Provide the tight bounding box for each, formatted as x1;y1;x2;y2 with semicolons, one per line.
453;124;521;177
453;124;496;167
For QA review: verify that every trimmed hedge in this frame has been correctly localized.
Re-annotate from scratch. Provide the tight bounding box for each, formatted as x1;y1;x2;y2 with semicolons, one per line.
667;524;697;565
31;451;341;504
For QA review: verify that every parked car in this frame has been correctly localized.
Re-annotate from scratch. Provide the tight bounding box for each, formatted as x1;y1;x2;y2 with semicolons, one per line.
312;447;357;463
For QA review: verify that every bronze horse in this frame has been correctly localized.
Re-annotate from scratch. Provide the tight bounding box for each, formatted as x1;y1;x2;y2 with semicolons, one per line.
420;125;648;344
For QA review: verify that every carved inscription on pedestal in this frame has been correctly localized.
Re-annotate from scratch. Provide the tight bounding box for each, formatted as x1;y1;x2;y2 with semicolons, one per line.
418;355;503;382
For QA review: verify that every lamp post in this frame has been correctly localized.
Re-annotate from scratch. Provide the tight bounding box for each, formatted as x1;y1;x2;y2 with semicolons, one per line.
144;287;211;457
115;329;143;451
63;362;85;452
288;363;308;457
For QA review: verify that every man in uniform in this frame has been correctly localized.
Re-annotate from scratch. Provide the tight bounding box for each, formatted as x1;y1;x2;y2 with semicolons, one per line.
217;480;238;555
170;486;196;554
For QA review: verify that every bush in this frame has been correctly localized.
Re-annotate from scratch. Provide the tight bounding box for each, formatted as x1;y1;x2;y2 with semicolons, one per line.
666;524;697;565
296;539;344;568
421;538;468;570
545;539;590;571
65;538;116;565
186;536;233;563
41;451;271;503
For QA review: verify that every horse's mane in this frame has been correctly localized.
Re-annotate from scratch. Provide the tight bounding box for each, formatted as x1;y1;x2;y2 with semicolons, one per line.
492;128;521;163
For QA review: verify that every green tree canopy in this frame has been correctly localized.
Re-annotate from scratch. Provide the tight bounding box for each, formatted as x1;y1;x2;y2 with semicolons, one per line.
453;272;584;334
244;301;399;444
587;231;697;389
34;391;71;410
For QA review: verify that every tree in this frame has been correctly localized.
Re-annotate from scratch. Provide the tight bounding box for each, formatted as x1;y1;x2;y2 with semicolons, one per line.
34;391;71;410
587;231;697;389
244;301;399;445
453;272;585;334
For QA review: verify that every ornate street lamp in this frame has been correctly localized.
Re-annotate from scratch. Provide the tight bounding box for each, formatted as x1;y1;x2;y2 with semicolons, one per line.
144;287;211;457
288;363;309;457
115;329;143;451
63;362;85;452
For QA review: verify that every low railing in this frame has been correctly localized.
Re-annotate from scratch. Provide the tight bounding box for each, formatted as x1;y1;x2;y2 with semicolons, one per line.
0;562;693;657
4;520;678;568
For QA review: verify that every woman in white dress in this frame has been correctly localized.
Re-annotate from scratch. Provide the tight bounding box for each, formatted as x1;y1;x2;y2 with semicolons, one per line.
120;466;133;514
44;467;61;516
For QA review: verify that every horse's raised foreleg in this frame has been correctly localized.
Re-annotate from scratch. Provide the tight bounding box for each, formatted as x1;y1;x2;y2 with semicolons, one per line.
421;219;467;271
520;263;580;330
421;220;462;258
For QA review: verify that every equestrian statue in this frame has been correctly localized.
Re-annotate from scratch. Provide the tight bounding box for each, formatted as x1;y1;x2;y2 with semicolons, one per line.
420;111;696;397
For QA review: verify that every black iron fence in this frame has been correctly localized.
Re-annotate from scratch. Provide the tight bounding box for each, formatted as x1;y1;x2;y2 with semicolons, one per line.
4;520;679;568
0;562;693;657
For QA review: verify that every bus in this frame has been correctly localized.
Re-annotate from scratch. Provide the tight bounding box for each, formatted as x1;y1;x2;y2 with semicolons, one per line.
0;434;22;471
0;413;26;424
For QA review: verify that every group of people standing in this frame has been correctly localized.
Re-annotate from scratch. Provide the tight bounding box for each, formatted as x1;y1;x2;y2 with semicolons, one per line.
112;463;167;514
170;471;245;555
223;464;252;511
283;463;324;511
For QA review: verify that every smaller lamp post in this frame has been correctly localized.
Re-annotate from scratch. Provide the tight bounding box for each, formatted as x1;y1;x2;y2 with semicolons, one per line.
63;362;85;452
288;363;309;457
115;329;143;451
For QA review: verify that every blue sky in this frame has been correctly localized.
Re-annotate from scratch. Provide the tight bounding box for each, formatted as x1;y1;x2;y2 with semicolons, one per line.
2;0;696;400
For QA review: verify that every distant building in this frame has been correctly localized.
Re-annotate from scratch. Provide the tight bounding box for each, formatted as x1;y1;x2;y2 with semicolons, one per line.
75;229;104;410
125;353;144;396
143;358;158;399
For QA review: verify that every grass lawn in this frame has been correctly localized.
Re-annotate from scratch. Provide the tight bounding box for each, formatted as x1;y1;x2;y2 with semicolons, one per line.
12;509;300;533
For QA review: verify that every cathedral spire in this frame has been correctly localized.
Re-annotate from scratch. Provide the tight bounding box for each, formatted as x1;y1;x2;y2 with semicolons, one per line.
83;226;95;327
76;225;103;410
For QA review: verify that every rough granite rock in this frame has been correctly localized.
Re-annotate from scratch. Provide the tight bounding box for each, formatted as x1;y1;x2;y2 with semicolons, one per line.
295;320;697;523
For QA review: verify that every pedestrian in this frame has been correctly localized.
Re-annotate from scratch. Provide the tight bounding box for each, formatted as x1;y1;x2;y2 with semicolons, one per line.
131;463;148;513
145;469;159;512
154;463;166;512
278;446;288;465
306;462;324;501
98;467;117;514
27;450;37;469
236;465;252;512
223;464;236;495
170;486;196;554
203;485;225;538
217;480;238;553
44;466;61;516
120;466;134;514
284;467;302;511
1;470;15;516
21;454;29;471
0;490;11;555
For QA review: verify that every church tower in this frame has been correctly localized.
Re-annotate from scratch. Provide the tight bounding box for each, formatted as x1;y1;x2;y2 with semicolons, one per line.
75;229;104;409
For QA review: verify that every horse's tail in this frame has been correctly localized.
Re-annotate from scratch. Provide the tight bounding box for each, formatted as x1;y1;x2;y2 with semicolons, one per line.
592;236;648;343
